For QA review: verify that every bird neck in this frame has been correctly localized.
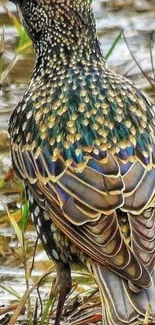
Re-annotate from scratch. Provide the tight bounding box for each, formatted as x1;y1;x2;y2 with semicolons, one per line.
30;2;103;75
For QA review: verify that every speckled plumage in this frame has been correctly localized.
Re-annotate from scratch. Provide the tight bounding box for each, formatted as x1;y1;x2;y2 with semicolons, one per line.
8;0;155;324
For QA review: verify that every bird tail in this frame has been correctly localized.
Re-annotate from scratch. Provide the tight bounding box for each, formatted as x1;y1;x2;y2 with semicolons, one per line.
89;264;155;325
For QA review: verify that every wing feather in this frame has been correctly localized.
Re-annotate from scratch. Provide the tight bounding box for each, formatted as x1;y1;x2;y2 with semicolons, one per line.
11;141;155;291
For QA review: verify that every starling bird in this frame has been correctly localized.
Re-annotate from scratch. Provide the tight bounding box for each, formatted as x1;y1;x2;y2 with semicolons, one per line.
8;0;155;324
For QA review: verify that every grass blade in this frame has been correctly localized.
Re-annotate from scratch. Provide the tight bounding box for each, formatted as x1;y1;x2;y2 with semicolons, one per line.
105;29;123;60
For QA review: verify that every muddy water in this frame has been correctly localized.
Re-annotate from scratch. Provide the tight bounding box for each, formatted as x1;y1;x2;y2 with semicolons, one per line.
0;0;155;323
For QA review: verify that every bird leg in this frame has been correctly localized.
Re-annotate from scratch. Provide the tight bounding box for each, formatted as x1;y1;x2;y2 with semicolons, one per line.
51;262;72;325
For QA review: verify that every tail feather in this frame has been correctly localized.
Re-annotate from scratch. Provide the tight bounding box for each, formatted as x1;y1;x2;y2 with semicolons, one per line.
89;263;155;325
123;278;155;317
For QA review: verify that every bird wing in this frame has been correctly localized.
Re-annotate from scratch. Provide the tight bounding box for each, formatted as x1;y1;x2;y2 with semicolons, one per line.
9;70;155;290
11;142;155;289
